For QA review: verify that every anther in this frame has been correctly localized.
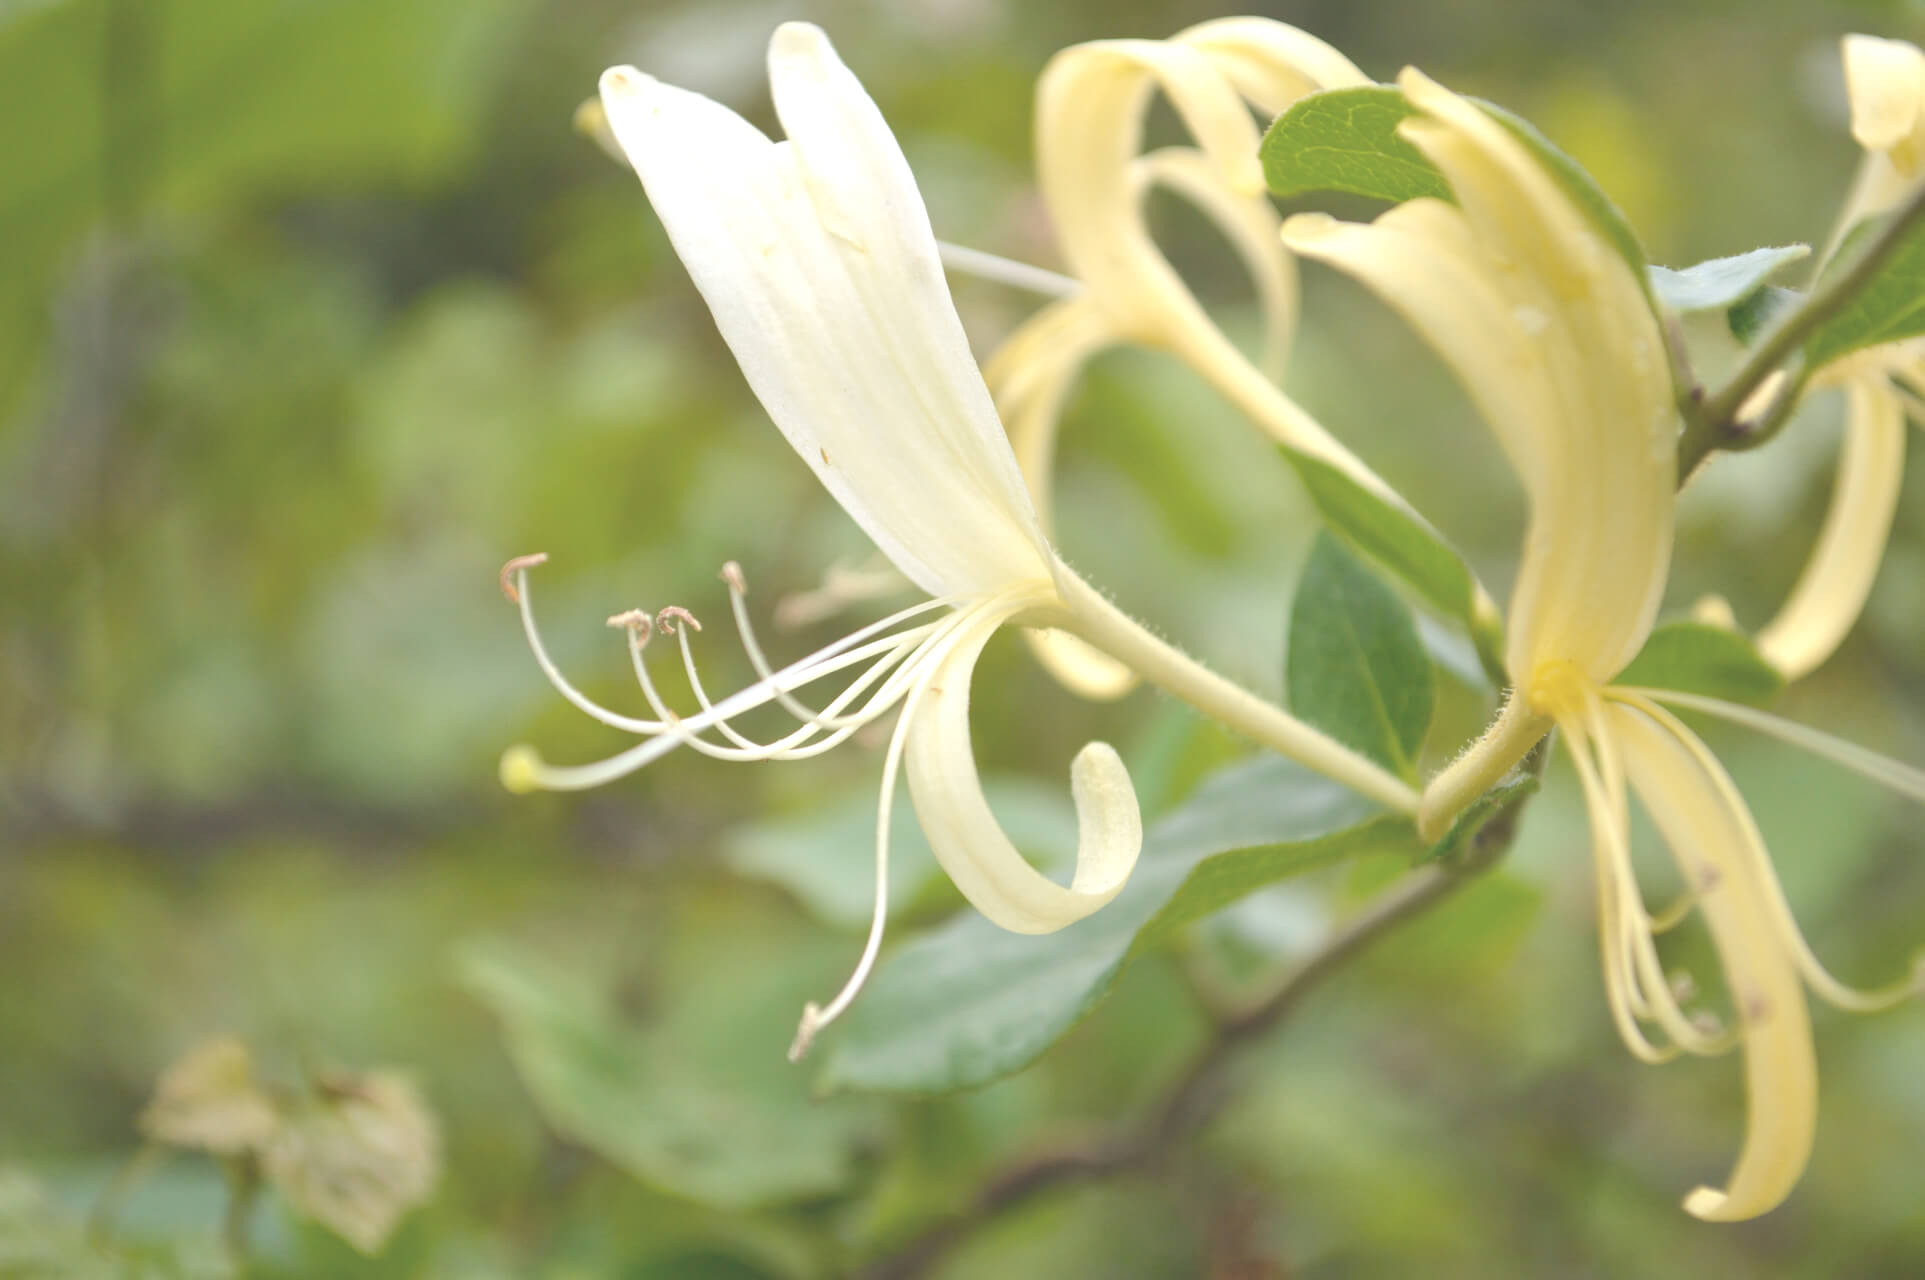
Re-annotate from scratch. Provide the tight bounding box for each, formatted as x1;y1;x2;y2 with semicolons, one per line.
1669;971;1697;1003
721;561;747;595
499;745;544;794
657;606;702;635
499;552;549;603
606;609;653;640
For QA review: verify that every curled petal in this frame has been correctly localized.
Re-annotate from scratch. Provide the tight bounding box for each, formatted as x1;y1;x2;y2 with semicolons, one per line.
904;617;1142;933
1608;704;1817;1222
1757;379;1907;679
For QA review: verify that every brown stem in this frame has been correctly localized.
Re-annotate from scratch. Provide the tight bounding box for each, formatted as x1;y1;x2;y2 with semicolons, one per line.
1679;180;1925;475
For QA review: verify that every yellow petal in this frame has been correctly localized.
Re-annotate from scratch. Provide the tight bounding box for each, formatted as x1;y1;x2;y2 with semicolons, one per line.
1756;378;1907;679
1843;34;1925;159
1302;69;1677;687
1173;17;1368;115
1607;703;1816;1222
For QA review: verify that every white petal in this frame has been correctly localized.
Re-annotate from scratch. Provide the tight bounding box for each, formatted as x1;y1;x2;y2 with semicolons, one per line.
904;616;1142;933
598;41;1049;601
1608;704;1817;1222
1843;34;1925;157
1757;379;1907;679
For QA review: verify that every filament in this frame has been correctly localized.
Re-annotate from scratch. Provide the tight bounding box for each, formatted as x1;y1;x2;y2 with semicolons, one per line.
788;609;987;1061
936;239;1081;298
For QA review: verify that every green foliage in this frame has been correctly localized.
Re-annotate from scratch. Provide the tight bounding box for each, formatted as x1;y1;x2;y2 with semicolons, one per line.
1615;621;1786;706
1803;214;1925;369
458;939;875;1209
1287;533;1434;782
1648;245;1810;313
1258;84;1649;280
1259;85;1451;204
1730;284;1802;344
1278;445;1503;676
817;756;1413;1093
0;0;532;407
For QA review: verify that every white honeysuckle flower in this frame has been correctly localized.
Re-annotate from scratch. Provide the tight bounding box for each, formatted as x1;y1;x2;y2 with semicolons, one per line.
1737;35;1925;681
1286;67;1925;1222
501;22;1421;1060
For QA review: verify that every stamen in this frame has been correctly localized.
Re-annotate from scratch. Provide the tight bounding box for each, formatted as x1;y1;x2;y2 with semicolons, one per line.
500;552;548;603
788;612;985;1061
727;560;963;731
510;558;673;734
1620;691;1925;1014
1625;688;1925;806
657;606;701;635
500;624;955;791
936;239;1081;299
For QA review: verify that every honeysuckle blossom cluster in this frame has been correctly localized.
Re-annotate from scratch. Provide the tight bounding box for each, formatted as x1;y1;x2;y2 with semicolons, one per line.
505;17;1925;1223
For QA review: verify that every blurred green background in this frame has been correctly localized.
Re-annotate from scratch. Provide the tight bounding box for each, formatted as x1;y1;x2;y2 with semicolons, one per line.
5;0;1925;1275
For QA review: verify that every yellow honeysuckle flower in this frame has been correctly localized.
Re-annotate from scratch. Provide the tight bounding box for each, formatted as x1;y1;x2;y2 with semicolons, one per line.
500;23;1420;1059
1286;67;1925;1221
981;19;1379;700
1744;35;1925;681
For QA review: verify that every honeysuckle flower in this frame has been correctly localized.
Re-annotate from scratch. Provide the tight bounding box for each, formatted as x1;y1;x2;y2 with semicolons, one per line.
980;19;1382;699
1823;34;1925;263
1286;67;1925;1221
1740;35;1925;681
501;23;1420;1059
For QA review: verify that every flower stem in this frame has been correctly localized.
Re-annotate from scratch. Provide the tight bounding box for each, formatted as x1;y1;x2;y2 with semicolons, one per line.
1680;180;1925;473
1047;571;1421;815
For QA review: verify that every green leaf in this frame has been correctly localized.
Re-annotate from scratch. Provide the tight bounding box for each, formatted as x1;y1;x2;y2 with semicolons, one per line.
457;941;872;1209
1803;214;1925;369
816;756;1415;1094
1259;86;1647;279
1287;534;1434;782
1421;772;1540;865
1648;245;1810;313
1729;285;1801;345
1259;85;1451;205
0;0;531;411
1278;445;1503;678
1615;621;1785;706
